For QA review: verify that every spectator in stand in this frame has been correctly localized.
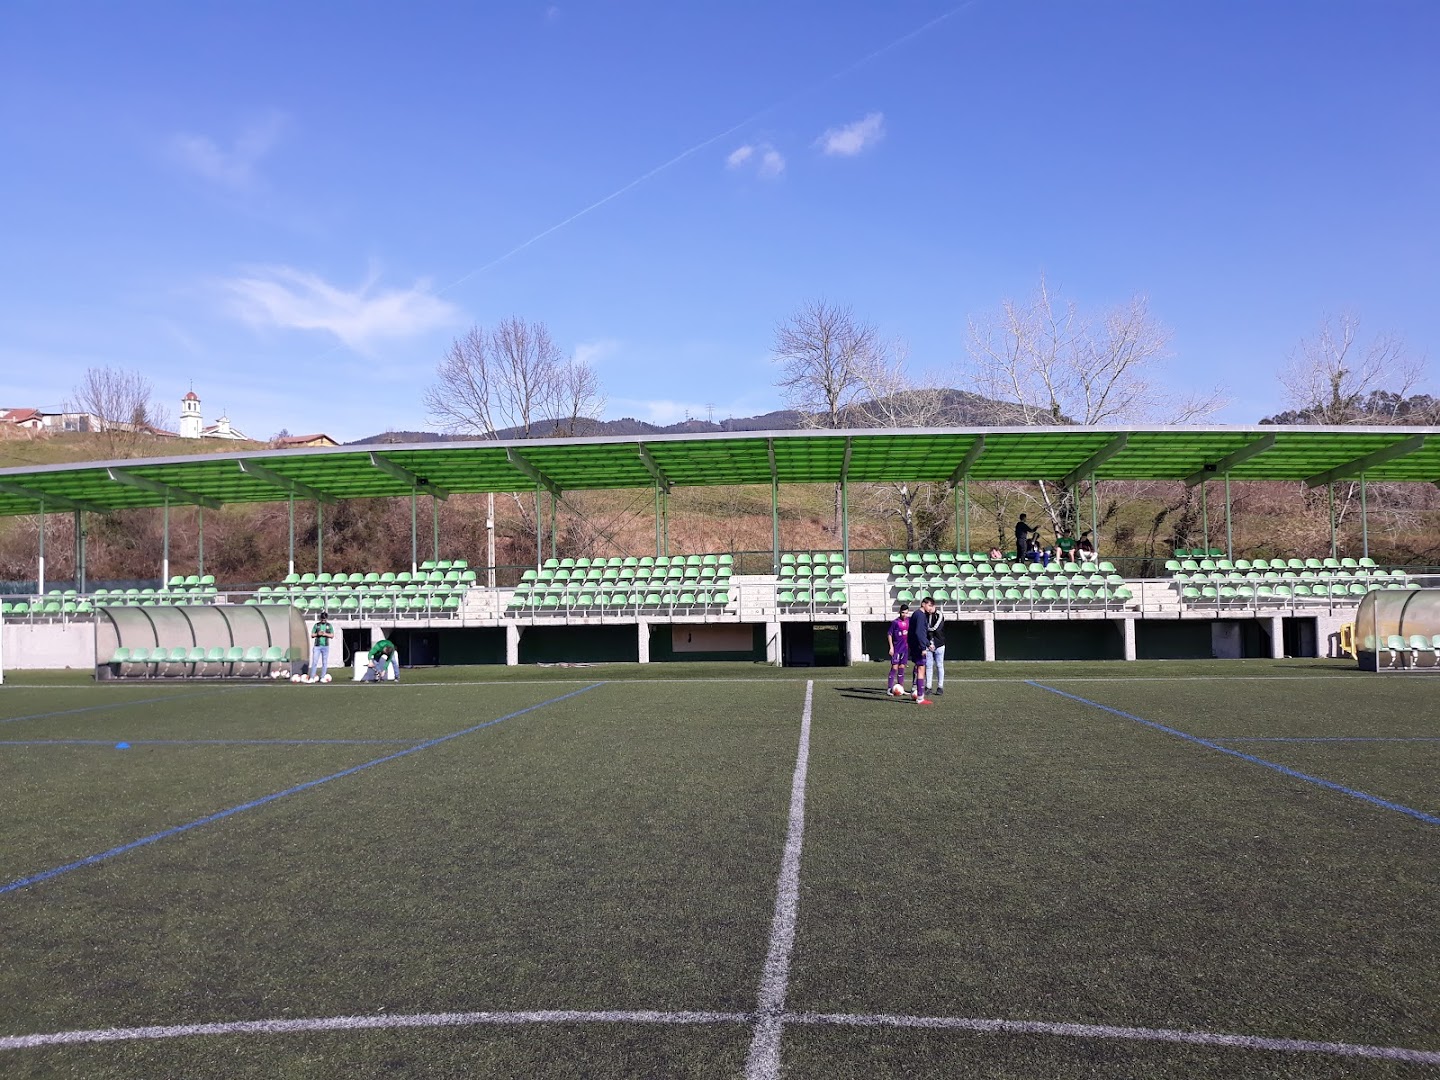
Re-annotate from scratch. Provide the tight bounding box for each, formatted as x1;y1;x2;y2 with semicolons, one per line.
988;546;1004;562
1077;531;1097;564
1057;531;1076;562
1015;514;1036;557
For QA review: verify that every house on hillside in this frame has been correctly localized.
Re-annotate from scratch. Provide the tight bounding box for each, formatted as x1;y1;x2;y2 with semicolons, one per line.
0;408;45;431
274;433;338;449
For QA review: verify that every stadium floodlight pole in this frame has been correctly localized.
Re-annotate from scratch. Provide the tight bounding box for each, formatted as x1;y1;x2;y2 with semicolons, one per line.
1360;474;1368;559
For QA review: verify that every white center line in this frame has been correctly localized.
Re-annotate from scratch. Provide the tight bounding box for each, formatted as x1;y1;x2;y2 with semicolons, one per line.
745;679;815;1080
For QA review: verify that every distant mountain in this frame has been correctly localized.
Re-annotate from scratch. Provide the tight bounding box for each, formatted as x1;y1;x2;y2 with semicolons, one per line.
347;390;1024;446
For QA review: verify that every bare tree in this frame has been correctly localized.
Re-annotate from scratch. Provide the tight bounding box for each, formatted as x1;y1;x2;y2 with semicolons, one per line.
773;300;883;428
68;367;156;456
1275;313;1427;424
964;275;1219;426
550;354;606;438
962;276;1224;537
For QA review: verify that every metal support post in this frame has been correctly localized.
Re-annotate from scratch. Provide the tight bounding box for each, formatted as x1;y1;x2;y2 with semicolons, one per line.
162;498;170;587
486;492;495;587
196;508;203;577
313;502;320;575
534;489;542;569
74;510;86;593
1360;474;1368;559
662;489;669;557
771;478;780;572
410;491;418;574
1200;482;1208;553
550;492;557;562
433;496;440;562
841;477;850;567
287;495;295;576
37;501;45;596
654;486;662;558
1328;482;1337;558
1224;475;1233;561
963;478;971;554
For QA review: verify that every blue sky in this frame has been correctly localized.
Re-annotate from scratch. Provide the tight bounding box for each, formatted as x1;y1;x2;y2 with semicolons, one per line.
2;1;1436;441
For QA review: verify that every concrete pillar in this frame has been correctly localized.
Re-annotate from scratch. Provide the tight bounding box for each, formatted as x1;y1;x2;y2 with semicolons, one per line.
767;621;783;666
981;617;996;662
637;620;650;664
505;624;520;666
846;618;863;665
1123;618;1137;661
1270;615;1285;659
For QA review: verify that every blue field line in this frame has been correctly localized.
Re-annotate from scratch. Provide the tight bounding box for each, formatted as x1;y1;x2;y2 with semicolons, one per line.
1213;737;1440;744
1026;682;1440;828
0;737;427;747
0;686;252;727
0;683;604;897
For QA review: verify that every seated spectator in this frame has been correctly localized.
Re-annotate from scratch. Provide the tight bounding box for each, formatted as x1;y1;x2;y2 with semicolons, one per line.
1057;531;1076;560
1077;531;1097;563
988;546;1003;562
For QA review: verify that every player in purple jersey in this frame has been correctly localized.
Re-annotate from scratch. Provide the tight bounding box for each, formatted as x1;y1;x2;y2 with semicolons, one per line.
887;604;911;696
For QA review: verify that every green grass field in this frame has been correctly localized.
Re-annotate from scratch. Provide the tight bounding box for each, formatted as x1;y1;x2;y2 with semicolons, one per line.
1;661;1437;1078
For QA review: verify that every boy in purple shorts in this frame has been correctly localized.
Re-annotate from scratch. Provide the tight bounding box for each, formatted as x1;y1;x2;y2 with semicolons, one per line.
887;603;911;697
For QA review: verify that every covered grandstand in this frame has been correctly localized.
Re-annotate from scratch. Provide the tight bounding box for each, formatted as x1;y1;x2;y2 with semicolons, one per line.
1;424;1436;668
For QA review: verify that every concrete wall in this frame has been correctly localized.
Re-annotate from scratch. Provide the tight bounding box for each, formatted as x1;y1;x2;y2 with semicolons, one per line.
3;620;96;670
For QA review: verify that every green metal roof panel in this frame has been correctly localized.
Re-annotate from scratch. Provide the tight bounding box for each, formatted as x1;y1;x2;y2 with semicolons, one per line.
0;426;1434;517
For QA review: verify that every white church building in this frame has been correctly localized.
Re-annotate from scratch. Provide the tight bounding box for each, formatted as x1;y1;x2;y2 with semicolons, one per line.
179;390;249;441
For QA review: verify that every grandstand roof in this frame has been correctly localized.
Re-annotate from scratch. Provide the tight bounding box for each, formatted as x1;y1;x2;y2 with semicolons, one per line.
0;425;1436;517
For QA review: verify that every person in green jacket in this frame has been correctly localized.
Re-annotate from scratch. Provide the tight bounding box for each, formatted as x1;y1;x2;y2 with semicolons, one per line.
310;612;334;682
366;638;399;683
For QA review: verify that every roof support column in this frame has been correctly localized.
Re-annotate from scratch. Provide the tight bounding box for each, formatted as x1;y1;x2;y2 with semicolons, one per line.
841;438;851;570
769;439;779;573
74;510;86;595
197;507;204;577
1328;482;1337;559
962;478;971;554
654;486;662;560
410;490;418;575
288;496;295;577
37;500;45;597
162;497;170;590
1224;476;1233;562
434;495;441;564
1090;480;1099;553
1360;474;1369;560
1200;482;1208;554
662;489;670;558
534;489;542;571
314;502;321;576
485;492;495;588
550;491;558;563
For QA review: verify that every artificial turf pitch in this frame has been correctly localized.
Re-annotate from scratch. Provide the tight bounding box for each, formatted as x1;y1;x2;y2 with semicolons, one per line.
0;661;1436;1078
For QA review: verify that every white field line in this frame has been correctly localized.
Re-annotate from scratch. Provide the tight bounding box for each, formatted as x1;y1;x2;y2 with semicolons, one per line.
791;1013;1440;1065
5;1008;1438;1065
0;1010;749;1050
745;680;815;1080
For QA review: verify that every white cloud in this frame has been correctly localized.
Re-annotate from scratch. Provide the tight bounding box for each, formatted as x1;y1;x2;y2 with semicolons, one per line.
573;339;620;367
726;145;755;169
169;113;288;190
817;111;885;157
726;141;785;179
220;265;460;352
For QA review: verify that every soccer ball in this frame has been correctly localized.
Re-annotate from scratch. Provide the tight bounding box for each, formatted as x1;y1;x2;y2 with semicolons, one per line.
306;675;317;684
890;685;904;697
290;674;302;683
321;673;332;683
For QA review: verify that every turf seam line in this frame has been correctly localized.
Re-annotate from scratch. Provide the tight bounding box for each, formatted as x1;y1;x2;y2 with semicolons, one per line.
0;686;256;727
5;1009;1438;1064
0;684;603;897
1027;682;1440;827
789;1014;1440;1064
0;738;428;747
745;679;814;1080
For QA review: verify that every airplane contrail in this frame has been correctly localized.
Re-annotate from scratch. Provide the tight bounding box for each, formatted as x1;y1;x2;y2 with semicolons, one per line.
437;1;979;296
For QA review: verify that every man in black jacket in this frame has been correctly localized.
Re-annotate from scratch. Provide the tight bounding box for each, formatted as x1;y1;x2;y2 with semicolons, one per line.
925;601;947;696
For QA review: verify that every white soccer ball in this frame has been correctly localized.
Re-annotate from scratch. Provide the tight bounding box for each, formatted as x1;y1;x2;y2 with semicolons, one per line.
290;674;302;683
321;673;332;683
890;685;904;697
